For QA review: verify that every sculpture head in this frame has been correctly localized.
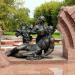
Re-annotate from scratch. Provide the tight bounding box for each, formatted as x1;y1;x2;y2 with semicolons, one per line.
20;22;27;30
37;16;46;25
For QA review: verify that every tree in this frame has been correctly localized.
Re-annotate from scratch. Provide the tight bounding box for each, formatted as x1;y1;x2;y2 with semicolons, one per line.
0;0;30;32
0;1;18;31
34;1;63;34
4;0;14;5
64;0;75;5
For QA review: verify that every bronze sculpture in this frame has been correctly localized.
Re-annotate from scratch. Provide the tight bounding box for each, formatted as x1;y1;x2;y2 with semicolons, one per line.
6;16;54;60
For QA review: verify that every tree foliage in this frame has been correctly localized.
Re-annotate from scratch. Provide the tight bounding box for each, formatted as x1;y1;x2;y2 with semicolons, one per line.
34;1;63;33
0;0;30;32
64;0;75;5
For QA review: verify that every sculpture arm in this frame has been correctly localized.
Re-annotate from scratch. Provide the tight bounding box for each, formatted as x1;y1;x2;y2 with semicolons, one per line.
30;25;38;34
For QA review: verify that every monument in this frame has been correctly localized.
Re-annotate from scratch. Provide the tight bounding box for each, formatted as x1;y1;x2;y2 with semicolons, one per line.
1;6;75;75
6;16;54;60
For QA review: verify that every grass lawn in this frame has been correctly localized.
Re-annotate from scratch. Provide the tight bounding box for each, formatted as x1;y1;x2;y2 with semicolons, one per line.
4;32;15;35
52;32;61;39
4;32;61;39
4;32;61;45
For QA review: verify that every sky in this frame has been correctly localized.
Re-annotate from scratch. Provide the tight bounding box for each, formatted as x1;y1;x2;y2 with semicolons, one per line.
23;0;63;18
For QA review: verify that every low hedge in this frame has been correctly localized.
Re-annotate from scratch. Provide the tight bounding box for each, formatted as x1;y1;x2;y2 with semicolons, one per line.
4;32;15;35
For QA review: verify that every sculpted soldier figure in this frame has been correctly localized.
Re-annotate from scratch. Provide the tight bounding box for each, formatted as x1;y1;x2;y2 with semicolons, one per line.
6;16;54;60
16;23;32;43
31;16;54;56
